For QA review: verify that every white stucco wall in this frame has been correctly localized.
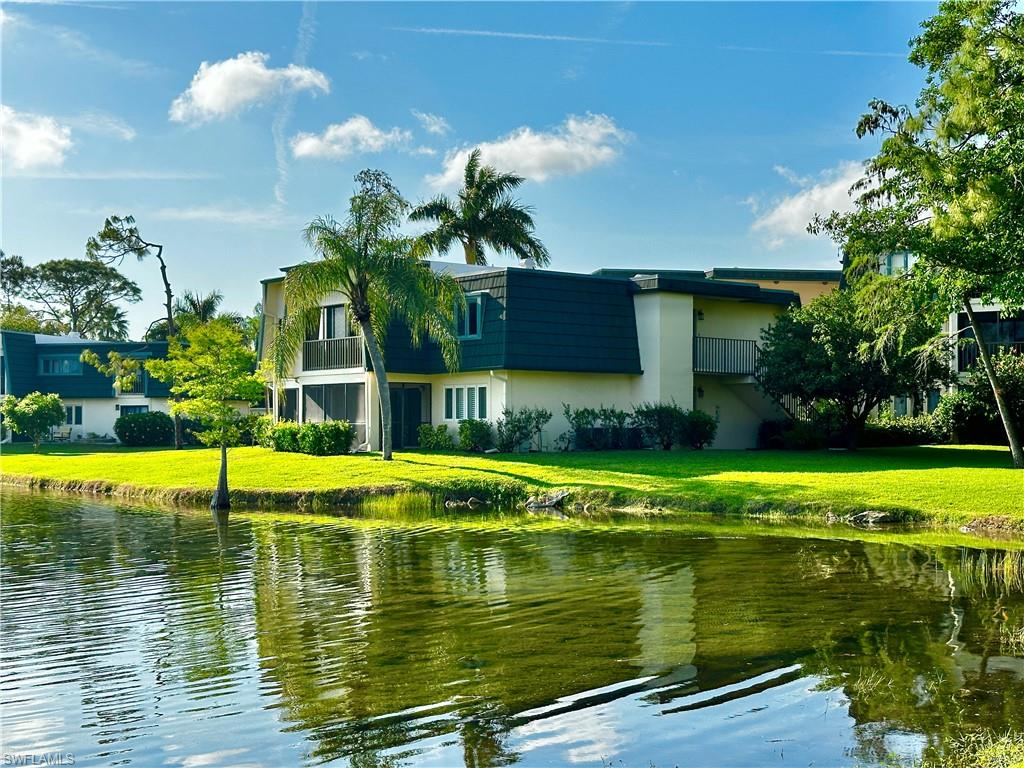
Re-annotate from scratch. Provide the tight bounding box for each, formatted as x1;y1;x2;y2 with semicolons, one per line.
633;292;694;407
56;396;171;442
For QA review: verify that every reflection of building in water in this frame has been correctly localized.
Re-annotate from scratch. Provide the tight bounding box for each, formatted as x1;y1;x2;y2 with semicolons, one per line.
635;566;696;676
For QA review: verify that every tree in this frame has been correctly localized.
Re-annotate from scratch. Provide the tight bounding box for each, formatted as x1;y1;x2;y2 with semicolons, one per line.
0;392;66;450
87;215;176;335
0;251;31;308
757;287;951;448
811;0;1024;467
0;304;60;334
409;149;550;266
87;214;186;448
270;169;462;460
12;259;141;340
80;348;143;394
146;320;265;510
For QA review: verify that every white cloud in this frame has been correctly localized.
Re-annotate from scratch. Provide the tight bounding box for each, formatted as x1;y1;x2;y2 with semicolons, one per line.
1;105;73;170
68;111;136;141
151;203;294;228
750;161;864;249
169;51;329;124
427;113;629;188
411;109;450;136
291;115;411;160
391;27;668;47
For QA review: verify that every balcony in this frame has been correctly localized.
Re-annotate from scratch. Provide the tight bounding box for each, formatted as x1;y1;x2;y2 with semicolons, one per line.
958;341;1024;371
302;336;365;372
693;336;758;376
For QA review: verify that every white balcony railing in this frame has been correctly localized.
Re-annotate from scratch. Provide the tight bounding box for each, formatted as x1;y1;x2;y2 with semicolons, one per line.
302;337;364;372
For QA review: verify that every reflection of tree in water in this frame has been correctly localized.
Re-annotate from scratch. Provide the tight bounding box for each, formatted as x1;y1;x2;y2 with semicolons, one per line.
804;545;1024;766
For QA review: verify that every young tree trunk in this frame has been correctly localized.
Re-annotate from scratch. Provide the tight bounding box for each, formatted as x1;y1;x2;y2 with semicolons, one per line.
359;319;393;460
963;300;1024;469
211;443;230;510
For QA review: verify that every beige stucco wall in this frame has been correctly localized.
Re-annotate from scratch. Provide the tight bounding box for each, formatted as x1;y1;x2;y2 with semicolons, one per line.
504;370;641;450
716;278;838;305
694;298;784;341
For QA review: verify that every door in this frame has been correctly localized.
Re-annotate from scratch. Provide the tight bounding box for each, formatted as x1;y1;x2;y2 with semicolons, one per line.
387;387;424;449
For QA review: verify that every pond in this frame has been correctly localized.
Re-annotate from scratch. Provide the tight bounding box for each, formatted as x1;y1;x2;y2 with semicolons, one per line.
1;489;1022;767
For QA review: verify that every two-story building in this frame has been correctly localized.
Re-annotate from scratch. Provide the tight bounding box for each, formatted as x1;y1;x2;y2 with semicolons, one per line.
0;331;172;441
259;263;840;450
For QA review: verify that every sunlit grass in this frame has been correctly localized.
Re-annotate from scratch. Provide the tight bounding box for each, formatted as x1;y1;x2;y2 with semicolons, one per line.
1;443;1020;524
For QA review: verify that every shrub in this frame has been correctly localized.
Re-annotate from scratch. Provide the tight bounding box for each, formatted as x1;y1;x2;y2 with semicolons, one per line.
758;418;791;449
418;423;455;450
680;409;718;449
561;404;597;450
296;420;356;455
861;413;942;447
458;419;494;452
249;414;275;447
268;420;301;452
932;390;990;444
631;402;686;450
114;410;175;447
495;406;552;452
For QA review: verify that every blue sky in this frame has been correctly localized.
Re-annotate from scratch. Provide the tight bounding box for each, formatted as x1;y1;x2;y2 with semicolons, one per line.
2;1;936;336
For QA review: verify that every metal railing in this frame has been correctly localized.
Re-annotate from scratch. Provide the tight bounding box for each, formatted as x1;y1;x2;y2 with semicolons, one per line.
693;336;758;375
958;341;1024;371
302;336;364;372
119;374;146;395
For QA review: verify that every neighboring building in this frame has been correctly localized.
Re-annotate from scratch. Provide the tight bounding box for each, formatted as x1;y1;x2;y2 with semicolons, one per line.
594;267;842;305
259;263;805;450
0;331;171;441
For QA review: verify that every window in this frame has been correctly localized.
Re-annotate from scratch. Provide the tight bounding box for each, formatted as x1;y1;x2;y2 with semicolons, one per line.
64;405;82;425
325;305;349;339
39;355;82;376
120;405;149;416
455;295;483;339
443;385;488;420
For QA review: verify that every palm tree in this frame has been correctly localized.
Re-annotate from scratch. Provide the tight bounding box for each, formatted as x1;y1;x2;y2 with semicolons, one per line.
269;170;463;460
409;149;550;266
174;290;223;326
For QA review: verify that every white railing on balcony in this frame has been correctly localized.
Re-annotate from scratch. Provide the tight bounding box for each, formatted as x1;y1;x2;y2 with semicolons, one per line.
302;336;364;372
958;341;1024;371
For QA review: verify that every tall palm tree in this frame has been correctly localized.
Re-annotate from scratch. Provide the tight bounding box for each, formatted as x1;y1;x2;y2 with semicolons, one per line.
269;170;463;460
409;149;550;266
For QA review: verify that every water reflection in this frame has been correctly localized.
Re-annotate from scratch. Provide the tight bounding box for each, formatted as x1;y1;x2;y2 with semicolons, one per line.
1;490;1022;767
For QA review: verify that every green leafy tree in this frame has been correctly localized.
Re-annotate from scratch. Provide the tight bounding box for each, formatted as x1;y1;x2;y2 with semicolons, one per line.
811;0;1024;466
757;288;950;448
146;320;265;510
0;304;60;334
0;252;32;308
11;259;141;340
0;392;66;450
270;170;462;460
79;349;143;393
409;149;550;266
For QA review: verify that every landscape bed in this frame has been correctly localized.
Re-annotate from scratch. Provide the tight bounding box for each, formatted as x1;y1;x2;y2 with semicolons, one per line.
1;443;1020;527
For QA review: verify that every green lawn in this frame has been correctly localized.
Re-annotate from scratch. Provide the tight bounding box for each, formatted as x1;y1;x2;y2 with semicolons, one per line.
1;443;1021;524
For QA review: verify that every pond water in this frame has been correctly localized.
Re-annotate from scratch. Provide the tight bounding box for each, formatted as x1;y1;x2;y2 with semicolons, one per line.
2;490;1023;768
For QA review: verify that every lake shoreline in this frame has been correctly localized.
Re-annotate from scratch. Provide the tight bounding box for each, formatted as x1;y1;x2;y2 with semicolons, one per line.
4;470;1022;542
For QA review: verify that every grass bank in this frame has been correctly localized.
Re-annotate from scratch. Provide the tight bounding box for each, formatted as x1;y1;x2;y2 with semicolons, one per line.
1;443;1021;526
